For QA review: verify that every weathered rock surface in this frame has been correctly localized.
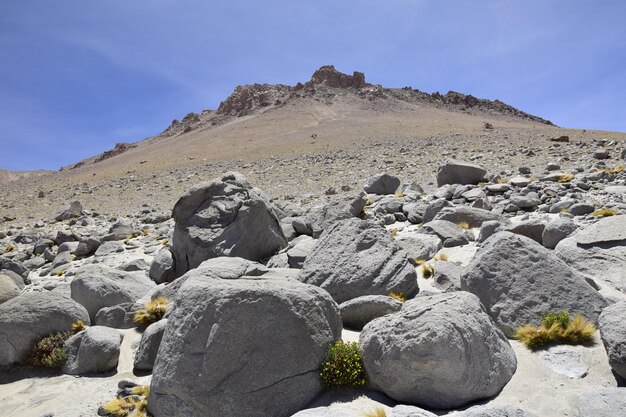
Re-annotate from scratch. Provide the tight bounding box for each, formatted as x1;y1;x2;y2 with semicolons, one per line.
134;319;168;371
0;273;21;304
299;218;418;303
360;292;516;409
363;173;401;195
149;247;175;284
576;388;626;417
0;291;89;367
395;232;442;261
461;232;608;336
437;160;487;187
542;218;577;249
339;295;403;330
171;172;287;277
62;326;122;375
433;206;503;228
148;275;342;417
598;301;626;379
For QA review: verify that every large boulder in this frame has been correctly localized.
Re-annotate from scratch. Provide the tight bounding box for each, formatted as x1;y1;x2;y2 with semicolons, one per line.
94;302;139;329
418;220;469;247
299;218;418;304
339;295;403;330
542;218;577;249
437;160;487;187
0;273;21;304
432;206;504;228
148;274;342;417
363;173;401;195
71;266;155;321
577;388;626;417
62;326;122;375
461;232;608;336
453;405;534;417
598;301;626;379
54;201;83;221
554;215;626;293
360;292;516;409
171;172;287;277
293;193;367;238
149;247;175;284
395;233;442;261
134;318;168;372
0;291;89;367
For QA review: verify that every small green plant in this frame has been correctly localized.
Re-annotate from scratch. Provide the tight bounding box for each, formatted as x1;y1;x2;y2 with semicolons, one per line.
362;406;387;417
592;208;618;217
320;341;367;389
72;320;87;334
421;263;434;278
101;386;149;417
514;311;595;350
134;297;168;327
26;331;72;368
387;292;406;302
557;173;574;183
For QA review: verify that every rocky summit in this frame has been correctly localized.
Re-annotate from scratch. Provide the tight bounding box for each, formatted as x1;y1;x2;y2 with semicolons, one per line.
1;66;626;417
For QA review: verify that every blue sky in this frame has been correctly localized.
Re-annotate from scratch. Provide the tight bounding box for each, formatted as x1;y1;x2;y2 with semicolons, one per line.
1;1;625;171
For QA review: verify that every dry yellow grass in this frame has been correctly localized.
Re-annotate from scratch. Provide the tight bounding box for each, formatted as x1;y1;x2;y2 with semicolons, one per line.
101;387;149;417
557;173;574;183
515;313;595;350
387;292;406;302
421;263;434;278
362;406;387;417
434;252;449;261
456;221;470;230
134;297;168;327
592;208;619;217
72;320;87;334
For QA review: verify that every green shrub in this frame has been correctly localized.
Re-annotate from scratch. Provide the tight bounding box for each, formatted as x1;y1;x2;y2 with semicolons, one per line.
514;311;595;350
320;341;367;389
26;331;72;368
134;297;168;328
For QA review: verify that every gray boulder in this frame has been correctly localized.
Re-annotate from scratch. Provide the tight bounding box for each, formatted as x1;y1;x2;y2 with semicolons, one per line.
395;233;442;261
598;301;626;379
363;173;401;195
339;295;403;330
148;274;342;417
171;172;287;277
134;319;168;371
507;220;545;244
577;388;626;417
294;193;368;238
510;195;541;209
0;291;89;367
0;273;21;304
554;216;626;293
75;237;101;257
432;261;463;292
299;218;418;304
455;405;534;417
437;160;487;187
62;326;122;375
360;292;516;409
542;218;577;249
94;303;138;329
418;220;469;247
433;206;504;228
149;247;175;284
461;232;607;336
54;201;83;221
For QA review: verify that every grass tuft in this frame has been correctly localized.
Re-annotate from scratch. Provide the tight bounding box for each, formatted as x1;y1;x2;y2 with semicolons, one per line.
362;406;387;417
72;320;87;334
456;221;470;230
514;311;595;350
387;292;406;302
389;229;398;238
4;244;15;252
557;173;575;183
320;341;367;389
592;208;619;217
101;386;149;417
434;252;449;262
421;263;434;278
134;297;168;327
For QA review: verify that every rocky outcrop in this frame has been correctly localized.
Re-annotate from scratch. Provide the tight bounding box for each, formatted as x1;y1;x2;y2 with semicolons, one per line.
62;326;122;375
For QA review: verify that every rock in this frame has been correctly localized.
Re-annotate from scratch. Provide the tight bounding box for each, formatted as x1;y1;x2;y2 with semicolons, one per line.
0;256;28;280
402;201;427;224
94;241;124;257
51;251;72;269
507;220;545;244
94;303;138;329
594;148;610;159
0;291;89;367
170;172;287;277
461;232;607;336
546;162;561;171
23;256;45;270
0;273;21;304
339;295;403;330
542;218;577;249
432;261;463;292
437;159;487;187
103;222;135;241
554;216;626;292
58;241;79;254
299;218;418;303
75;237;101;257
62;326;122;375
54;201;83;221
363;173;401;195
536;345;589;378
149;248;175;283
598;301;626;379
423;199;452;223
360;292;516;409
577;388;626;417
395;233;442;261
418;220;469;247
148;274;342;417
134;319;168;371
477;220;504;243
568;202;594;216
433;206;504;228
510;195;541;209
550;135;570;143
295;193;367;238
509;176;531;187
287;236;316;268
121;258;150;272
